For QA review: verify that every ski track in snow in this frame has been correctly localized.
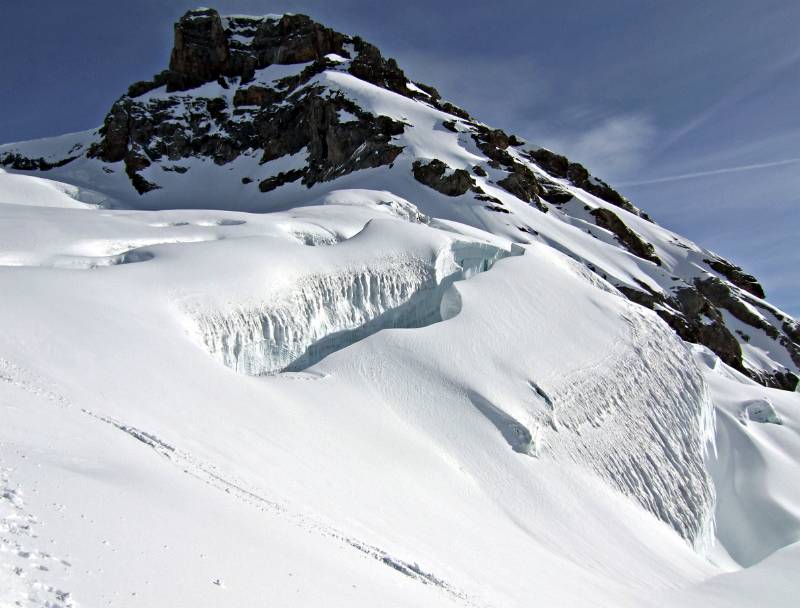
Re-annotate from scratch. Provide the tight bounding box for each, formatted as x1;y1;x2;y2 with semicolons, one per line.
85;412;478;606
0;358;478;608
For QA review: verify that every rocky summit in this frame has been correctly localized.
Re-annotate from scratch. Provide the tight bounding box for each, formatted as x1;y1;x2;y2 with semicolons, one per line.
1;7;798;390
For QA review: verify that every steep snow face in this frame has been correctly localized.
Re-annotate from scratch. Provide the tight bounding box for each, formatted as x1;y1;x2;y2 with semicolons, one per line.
191;237;518;375
653;348;800;608
340;242;717;548
692;346;800;567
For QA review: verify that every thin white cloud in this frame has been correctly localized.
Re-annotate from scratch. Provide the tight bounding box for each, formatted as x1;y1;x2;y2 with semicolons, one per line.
657;46;800;152
618;158;800;187
535;114;656;178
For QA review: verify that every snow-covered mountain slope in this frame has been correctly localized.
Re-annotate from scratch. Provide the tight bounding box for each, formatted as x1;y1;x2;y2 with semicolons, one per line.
1;8;799;608
2;9;797;391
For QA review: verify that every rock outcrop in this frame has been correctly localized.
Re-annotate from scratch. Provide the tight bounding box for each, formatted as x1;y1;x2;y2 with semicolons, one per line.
85;9;423;191
526;148;644;218
704;256;765;299
412;159;475;196
590;208;661;266
166;10;349;91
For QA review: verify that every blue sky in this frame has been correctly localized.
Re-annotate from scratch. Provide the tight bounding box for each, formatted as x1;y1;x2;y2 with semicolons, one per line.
1;0;797;315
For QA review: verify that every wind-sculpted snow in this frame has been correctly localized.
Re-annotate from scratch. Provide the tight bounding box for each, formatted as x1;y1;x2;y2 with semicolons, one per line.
691;345;800;569
189;236;716;547
191;240;519;375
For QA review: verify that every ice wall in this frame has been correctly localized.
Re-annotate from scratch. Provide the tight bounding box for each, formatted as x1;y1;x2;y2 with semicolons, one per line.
192;241;519;375
544;305;717;549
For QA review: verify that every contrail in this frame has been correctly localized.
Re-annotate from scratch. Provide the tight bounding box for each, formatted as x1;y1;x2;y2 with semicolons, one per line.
619;158;800;187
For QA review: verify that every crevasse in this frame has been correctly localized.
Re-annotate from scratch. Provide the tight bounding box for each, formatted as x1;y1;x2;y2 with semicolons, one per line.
192;241;521;375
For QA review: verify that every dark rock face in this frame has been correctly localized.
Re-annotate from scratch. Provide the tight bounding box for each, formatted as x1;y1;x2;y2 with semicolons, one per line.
497;165;540;202
617;276;799;390
168;8;230;91
619;283;744;375
90;94;245;173
89;86;405;192
166;9;349;92
486;205;510;214
771;371;800;391
412;159;475;196
127;71;169;98
784;320;800;344
93;99;134;163
483;129;510;151
259;169;305;192
90;41;405;193
81;7;478;195
0;153;78;171
695;277;769;331
527;148;642;218
528;148;569;177
233;85;278;107
125;154;160;194
671;287;743;370
704;257;765;298
538;181;573;205
86;8;420;192
245;14;347;65
294;92;405;185
471;126;516;167
694;277;800;380
348;38;408;95
590;208;662;266
467;125;547;212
